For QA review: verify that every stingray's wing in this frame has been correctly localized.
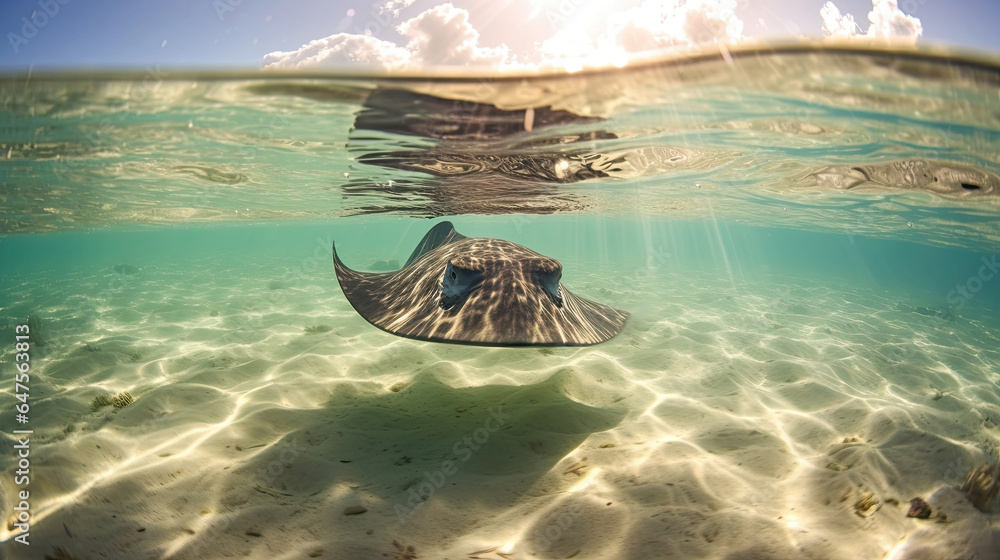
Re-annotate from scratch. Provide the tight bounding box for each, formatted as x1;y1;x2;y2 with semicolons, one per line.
403;221;469;266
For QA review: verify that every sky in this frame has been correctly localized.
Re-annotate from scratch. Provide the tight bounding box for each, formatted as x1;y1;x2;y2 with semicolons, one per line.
1;0;998;72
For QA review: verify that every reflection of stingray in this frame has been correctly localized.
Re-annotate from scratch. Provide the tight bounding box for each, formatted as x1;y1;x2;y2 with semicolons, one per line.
805;159;1000;197
354;89;606;142
343;89;624;216
355;150;616;183
340;174;585;218
333;221;628;346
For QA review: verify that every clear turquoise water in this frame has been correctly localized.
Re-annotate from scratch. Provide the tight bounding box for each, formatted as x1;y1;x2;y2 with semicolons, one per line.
1;47;999;559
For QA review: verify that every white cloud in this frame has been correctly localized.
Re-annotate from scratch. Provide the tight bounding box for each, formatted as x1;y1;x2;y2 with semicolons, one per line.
262;34;410;69
820;2;860;38
866;0;922;40
263;0;748;72
262;3;513;70
820;0;921;43
377;0;418;18
263;0;927;72
397;3;511;66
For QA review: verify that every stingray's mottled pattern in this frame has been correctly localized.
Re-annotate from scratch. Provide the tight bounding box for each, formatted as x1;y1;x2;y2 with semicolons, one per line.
333;222;628;346
807;159;1000;197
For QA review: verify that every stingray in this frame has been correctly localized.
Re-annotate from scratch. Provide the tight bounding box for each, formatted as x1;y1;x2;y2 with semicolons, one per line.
805;159;1000;197
332;222;628;346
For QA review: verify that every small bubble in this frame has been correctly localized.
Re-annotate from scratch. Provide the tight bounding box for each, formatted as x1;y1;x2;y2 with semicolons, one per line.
347;9;355;17
343;172;350;178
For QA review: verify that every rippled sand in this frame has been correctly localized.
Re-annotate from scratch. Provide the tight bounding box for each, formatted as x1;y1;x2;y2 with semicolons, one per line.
2;254;998;560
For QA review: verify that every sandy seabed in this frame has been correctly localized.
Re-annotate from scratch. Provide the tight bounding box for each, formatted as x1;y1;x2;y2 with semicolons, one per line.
2;255;999;560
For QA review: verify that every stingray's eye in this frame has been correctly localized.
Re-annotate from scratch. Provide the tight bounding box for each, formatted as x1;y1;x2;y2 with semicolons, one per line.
533;266;564;308
440;261;483;310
